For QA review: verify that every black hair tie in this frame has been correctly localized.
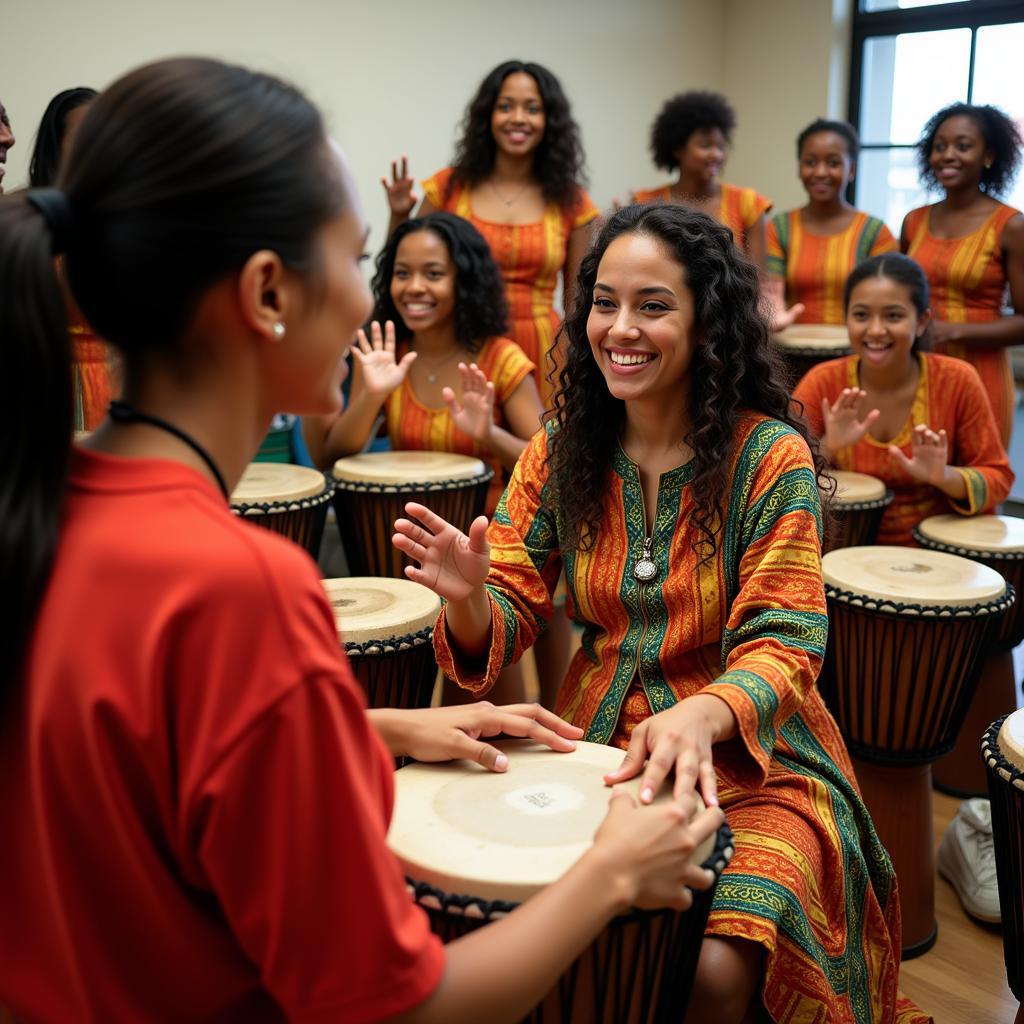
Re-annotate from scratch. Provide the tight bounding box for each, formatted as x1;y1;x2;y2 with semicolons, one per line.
26;188;78;255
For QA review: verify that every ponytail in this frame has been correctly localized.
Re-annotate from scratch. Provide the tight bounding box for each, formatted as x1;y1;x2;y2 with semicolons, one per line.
0;197;73;696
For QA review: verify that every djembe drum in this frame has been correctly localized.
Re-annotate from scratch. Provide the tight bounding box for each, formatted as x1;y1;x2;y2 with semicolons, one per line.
771;323;851;390
230;463;334;558
915;515;1024;797
322;577;440;710
388;740;734;1024
983;711;1024;1019
823;470;892;553
332;451;493;579
819;545;1013;957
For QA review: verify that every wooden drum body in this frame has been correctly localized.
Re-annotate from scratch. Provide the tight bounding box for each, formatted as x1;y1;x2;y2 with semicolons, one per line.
230;463;334;558
819;546;1012;957
772;324;851;391
389;741;734;1024
332;452;493;579
322;577;440;710
915;514;1024;798
983;711;1024;1007
824;470;893;553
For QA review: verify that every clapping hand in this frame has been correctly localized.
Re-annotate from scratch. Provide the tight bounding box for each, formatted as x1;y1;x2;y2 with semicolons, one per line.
822;388;880;453
444;362;496;444
889;424;949;486
381;156;417;218
763;279;806;332
352;320;416;399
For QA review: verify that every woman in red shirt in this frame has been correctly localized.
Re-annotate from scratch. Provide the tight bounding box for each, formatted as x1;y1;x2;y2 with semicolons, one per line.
0;58;721;1023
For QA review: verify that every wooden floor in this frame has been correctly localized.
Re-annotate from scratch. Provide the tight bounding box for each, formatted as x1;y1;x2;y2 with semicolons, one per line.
899;792;1018;1024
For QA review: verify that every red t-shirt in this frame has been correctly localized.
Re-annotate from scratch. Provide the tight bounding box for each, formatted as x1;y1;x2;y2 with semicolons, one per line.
0;449;443;1022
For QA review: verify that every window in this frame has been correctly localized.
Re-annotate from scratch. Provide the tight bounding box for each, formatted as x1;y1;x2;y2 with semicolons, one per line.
849;0;1024;235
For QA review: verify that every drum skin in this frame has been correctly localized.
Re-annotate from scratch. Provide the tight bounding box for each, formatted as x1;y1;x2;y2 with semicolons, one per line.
771;324;851;391
389;741;734;1023
822;470;892;553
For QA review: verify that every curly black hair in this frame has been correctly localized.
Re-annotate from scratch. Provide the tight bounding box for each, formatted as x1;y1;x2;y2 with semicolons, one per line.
448;60;587;210
370;212;509;354
796;118;859;162
917;102;1023;197
28;87;98;188
548;204;829;559
650;91;736;173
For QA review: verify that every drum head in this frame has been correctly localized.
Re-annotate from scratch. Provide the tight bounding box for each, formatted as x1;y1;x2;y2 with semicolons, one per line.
998;709;1024;772
917;514;1024;555
388;740;715;903
822;545;1006;607
829;470;887;504
231;463;327;505
322;577;441;644
772;324;850;351
333;451;486;485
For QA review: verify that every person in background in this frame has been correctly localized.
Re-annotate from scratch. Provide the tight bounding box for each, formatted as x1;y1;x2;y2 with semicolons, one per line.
901;102;1024;447
0;99;15;194
767;119;897;325
28;87;97;188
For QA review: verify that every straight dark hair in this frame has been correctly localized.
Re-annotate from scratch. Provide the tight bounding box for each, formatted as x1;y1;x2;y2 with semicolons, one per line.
844;253;932;353
28;87;98;188
0;57;344;695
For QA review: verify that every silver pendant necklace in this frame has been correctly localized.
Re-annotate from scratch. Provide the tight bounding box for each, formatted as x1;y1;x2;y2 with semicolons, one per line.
416;348;460;384
633;535;657;584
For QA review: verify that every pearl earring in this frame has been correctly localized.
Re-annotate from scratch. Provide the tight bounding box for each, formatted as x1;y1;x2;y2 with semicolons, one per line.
272;322;286;340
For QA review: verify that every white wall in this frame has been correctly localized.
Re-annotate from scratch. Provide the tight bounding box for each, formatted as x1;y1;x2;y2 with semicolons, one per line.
4;0;729;244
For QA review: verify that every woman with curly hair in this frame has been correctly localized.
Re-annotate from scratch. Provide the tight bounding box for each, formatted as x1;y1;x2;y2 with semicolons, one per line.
767;119;897;325
382;60;598;408
633;90;772;274
901;102;1024;446
304;212;541;516
395;204;927;1024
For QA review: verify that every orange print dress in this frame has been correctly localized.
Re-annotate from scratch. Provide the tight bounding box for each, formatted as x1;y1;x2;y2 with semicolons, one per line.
904;202;1021;444
422;167;598;406
434;414;927;1024
793;353;1013;545
632;182;772;254
385;336;534;515
70;319;116;432
767;209;897;324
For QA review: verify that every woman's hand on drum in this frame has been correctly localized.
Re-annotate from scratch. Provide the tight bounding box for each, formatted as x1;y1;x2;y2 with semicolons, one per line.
393;502;491;601
381;155;417;218
889;424;949;487
604;693;737;807
592;787;724;911
352;320;416;400
443;363;496;445
763;278;806;332
370;702;584;772
822;388;880;454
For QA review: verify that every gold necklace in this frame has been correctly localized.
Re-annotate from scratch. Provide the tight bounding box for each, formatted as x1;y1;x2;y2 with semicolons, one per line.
415;347;461;384
488;179;531;207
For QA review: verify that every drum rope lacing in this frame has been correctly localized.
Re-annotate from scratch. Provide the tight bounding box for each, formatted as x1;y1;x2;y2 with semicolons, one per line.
343;626;433;657
231;476;335;515
982;715;1024;793
827;492;894;512
824;584;1016;619
332;472;494;495
910;528;1024;563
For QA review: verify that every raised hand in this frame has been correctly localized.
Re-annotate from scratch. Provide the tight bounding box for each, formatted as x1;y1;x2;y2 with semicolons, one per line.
763;278;806;332
889;423;949;486
351;320;416;399
393;502;491;602
822;388;880;454
443;362;496;444
381;155;417;218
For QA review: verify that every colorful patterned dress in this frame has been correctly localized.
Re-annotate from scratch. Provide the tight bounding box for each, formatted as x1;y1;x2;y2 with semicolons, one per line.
385;336;533;515
903;202;1021;445
70;320;115;432
632;182;772;256
793;353;1013;545
435;413;927;1024
767;210;897;324
421;168;598;406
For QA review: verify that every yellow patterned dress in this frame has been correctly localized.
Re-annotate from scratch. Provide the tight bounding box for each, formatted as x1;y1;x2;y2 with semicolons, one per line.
435;413;928;1024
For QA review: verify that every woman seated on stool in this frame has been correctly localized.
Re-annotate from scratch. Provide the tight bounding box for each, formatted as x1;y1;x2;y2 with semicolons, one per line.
395;204;928;1024
792;253;1013;546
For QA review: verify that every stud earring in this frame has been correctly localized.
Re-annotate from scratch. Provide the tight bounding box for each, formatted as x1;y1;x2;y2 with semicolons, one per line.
272;322;286;340
984;161;993;170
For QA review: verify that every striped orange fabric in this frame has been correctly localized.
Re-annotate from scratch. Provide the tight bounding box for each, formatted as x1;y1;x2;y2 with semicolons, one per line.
384;336;533;514
70;323;116;431
793;352;1013;545
632;182;772;254
422;168;598;406
904;202;1021;444
767;210;897;325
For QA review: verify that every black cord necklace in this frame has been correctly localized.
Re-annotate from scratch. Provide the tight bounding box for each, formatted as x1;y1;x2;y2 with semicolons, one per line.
108;400;230;500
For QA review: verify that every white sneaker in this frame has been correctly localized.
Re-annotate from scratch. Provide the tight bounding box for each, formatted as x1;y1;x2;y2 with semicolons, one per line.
937;798;1001;924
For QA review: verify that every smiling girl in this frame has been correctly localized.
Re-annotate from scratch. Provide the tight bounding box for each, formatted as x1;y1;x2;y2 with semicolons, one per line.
901;103;1024;445
793;253;1012;545
394;204;927;1024
767;119;897;325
